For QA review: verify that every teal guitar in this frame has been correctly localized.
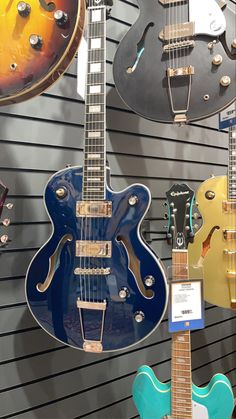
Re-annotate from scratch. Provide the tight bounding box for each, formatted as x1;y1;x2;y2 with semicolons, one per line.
133;184;234;419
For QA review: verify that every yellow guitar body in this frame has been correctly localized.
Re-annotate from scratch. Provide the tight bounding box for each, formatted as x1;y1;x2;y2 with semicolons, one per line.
189;175;236;310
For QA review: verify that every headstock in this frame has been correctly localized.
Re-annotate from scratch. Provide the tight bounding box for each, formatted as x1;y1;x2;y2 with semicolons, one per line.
166;184;195;250
0;181;13;248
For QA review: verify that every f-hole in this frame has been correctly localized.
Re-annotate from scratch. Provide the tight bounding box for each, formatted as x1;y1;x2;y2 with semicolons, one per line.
117;235;154;299
127;22;155;74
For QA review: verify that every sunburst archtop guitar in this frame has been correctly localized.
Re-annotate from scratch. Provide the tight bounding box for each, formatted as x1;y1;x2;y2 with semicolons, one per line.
113;0;236;123
25;0;168;353
189;123;236;310
0;0;85;105
132;183;234;419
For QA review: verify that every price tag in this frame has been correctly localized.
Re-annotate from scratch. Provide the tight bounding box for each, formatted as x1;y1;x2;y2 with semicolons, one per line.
168;279;204;333
219;103;236;129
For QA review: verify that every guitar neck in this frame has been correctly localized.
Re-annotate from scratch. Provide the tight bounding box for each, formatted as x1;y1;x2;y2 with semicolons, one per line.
82;1;106;201
228;124;236;201
171;250;192;418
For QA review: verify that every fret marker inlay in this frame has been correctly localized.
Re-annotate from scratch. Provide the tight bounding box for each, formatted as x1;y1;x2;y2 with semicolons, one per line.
89;85;101;94
92;9;101;22
90;63;101;73
88;131;101;138
91;38;101;49
89;105;101;113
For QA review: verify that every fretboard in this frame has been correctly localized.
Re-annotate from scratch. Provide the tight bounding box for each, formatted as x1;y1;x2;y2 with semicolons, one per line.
82;1;106;201
171;250;192;419
228;125;236;200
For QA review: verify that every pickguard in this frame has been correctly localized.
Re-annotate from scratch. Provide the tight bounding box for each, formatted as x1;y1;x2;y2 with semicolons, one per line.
189;0;226;36
192;400;209;418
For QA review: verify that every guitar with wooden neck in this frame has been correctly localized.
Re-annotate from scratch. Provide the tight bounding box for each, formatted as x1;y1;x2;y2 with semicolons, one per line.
25;0;168;353
189;123;236;310
113;0;236;124
0;0;85;105
132;183;234;419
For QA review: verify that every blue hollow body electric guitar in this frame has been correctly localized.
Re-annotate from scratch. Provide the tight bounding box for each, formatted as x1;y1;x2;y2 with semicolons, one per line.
133;184;234;418
25;0;168;353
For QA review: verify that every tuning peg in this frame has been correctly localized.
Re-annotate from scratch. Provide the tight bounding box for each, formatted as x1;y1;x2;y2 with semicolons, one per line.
0;234;9;244
2;218;10;227
194;224;199;230
4;203;13;210
193;212;199;219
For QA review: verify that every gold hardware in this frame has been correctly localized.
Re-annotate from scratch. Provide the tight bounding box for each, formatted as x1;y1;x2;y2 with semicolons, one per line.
163;40;195;53
208;40;217;50
203;94;210;101
205;190;215;200
77;298;107;353
167;65;194;78
55;187;67;198
222;200;236;212
128;195;138;206
220;76;231;87
174;114;187;124
76;201;112;217
224;249;236;256
126;67;133;74
226;271;236;279
74;267;111;275
83;341;103;353
223;230;236;241
160;22;195;41
77;299;107;310
36;234;73;293
232;39;236;49
212;54;223;66
76;240;112;258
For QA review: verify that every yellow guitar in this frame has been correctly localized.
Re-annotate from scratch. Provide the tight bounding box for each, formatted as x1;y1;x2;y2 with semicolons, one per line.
189;124;236;310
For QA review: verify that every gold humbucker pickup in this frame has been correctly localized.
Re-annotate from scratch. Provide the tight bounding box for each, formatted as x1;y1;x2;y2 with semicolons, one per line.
160;22;195;41
74;267;111;275
224;249;236;256
222;201;236;213
167;65;195;78
163;40;195;53
76;201;112;218
77;299;107;311
76;241;112;258
223;230;236;241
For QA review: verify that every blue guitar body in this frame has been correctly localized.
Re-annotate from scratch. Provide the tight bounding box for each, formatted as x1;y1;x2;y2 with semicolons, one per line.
26;166;167;351
133;365;234;418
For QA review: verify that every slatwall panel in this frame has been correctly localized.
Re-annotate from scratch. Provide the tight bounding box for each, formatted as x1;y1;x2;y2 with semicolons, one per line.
0;0;235;417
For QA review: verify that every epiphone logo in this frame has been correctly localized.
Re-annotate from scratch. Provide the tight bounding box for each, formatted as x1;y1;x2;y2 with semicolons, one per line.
171;191;190;197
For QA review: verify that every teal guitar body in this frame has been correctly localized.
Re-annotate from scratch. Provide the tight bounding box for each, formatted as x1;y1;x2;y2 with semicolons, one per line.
133;365;234;419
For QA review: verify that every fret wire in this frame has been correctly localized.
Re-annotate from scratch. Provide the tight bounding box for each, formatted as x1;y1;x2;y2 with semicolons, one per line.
82;5;106;201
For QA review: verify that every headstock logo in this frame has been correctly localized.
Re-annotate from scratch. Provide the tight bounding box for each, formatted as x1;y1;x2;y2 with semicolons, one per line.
171;191;190;197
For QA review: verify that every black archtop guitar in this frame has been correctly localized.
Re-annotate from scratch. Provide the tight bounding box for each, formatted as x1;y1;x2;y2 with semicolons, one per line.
113;0;236;124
